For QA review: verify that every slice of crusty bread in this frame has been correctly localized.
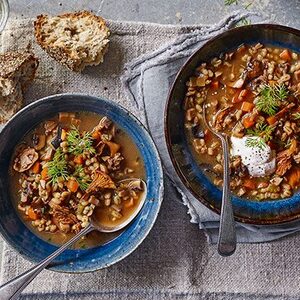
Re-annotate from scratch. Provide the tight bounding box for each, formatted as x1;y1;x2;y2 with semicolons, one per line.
0;50;39;124
34;11;110;72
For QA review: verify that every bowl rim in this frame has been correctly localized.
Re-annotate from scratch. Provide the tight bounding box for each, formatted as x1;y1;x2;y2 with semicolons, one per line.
164;23;300;225
0;93;164;273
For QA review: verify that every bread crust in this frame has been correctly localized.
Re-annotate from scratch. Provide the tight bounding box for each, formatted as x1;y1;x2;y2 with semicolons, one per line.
34;11;110;72
0;50;39;124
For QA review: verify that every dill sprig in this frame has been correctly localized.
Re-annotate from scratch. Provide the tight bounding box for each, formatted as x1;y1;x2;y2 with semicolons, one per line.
47;148;69;183
225;0;238;5
255;84;289;116
67;126;96;156
292;112;300;120
245;136;267;150
246;122;274;143
239;18;251;26
73;165;91;191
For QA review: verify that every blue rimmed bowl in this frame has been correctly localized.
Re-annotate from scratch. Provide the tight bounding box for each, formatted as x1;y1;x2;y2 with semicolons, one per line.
165;24;300;225
0;94;164;272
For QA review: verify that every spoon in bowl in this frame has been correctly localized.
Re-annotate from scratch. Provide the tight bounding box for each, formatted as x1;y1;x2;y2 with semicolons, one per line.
0;178;147;300
203;105;236;256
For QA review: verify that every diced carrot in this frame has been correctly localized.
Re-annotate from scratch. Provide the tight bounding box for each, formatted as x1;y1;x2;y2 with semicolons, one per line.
74;155;84;165
28;207;38;220
241;101;255;112
67;178;79;193
242;117;255;128
92;130;101;140
211;81;219;89
61;129;67;141
267;115;277;125
279;49;291;61
243;179;256;190
288;169;300;188
31;161;41;174
41;167;48;180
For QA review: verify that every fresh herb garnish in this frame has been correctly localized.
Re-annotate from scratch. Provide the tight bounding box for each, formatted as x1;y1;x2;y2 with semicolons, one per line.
246;122;274;143
67;126;96;155
239;17;251;26
73;165;91;191
224;0;238;5
292;112;300;120
245;121;275;149
245;136;267;150
255;84;289;116
47;148;69;183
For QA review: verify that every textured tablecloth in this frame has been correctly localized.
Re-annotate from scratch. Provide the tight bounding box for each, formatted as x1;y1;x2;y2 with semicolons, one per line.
1;13;300;300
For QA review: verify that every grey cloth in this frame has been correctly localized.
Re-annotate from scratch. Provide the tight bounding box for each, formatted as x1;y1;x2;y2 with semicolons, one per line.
122;10;300;243
2;12;300;300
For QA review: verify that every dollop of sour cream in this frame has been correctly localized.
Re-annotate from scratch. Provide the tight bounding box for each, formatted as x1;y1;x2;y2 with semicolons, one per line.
231;136;276;177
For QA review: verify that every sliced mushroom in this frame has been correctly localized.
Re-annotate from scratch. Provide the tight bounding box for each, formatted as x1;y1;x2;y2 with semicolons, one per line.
44;121;57;135
41;147;54;161
227;78;245;89
32;134;46;151
86;171;116;193
127;179;143;191
13;147;39;172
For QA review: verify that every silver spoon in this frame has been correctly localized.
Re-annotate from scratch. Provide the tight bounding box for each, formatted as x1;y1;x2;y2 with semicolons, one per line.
0;178;147;300
203;105;236;256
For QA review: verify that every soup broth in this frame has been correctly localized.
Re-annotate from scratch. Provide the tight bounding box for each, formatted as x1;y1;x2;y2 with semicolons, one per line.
10;111;145;249
184;43;300;201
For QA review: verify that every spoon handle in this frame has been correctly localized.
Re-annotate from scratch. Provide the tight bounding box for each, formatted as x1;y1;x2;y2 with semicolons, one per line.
0;224;93;300
217;134;236;256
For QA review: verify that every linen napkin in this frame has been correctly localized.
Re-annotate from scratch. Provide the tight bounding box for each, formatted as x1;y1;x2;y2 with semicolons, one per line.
2;12;300;300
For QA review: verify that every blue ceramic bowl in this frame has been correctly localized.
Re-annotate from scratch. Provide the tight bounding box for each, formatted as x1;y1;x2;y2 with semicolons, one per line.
165;24;300;225
0;94;164;272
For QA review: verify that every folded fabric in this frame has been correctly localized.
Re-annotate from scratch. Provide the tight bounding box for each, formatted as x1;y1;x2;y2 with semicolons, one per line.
122;10;300;243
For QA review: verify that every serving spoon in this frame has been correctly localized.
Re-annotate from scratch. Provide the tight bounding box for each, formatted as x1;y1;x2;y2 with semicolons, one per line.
0;178;147;300
203;105;236;256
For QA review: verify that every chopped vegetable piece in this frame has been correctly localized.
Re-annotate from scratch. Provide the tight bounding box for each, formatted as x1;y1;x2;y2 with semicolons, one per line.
92;130;101;140
28;207;38;220
31;161;41;174
211;81;219;89
279;49;291;61
41;167;49;180
74;155;84;165
241;101;255;112
243;179;256;190
242;117;255;128
67;178;79;193
266;115;277;125
61;129;67;141
288;169;300;188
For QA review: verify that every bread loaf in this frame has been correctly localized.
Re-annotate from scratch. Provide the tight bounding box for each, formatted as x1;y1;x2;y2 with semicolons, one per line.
0;50;39;124
34;11;110;72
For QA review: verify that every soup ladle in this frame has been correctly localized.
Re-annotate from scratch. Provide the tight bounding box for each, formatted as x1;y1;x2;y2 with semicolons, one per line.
202;105;236;256
0;178;147;300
